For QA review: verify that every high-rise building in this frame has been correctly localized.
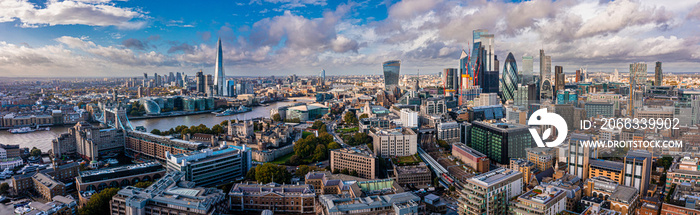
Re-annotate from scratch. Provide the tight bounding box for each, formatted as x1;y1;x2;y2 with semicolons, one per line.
567;133;594;180
539;50;551;85
500;52;518;103
213;38;225;96
369;127;417;157
320;69;326;80
457;168;522;215
400;108;418;128
468;121;533;164
196;70;205;93
165;145;251;187
654;61;662;86
444;68;459;96
554;66;564;93
460;50;469;76
480;70;499;94
469;30;495;86
175;72;182;87
383;60;400;91
522;55;533;84
226;80;236;97
629;62;647;87
623;150;651;197
575;70;581;82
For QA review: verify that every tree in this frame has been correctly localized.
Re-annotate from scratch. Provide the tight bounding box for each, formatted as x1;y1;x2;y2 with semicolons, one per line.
359;113;369;120
328;142;341;150
344;111;358;125
79;188;120;215
255;163;291;184
272;113;282;122
313;144;327;161
212;124;225;134
341;169;349;175
30;147;41;157
332;169;340;174
246;168;256;180
0;183;8;194
349;170;358;177
312;120;325;130
150;129;162;135
296;165;314;178
657;156;674;171
286;155;301;166
134;181;153;188
294;137;316;159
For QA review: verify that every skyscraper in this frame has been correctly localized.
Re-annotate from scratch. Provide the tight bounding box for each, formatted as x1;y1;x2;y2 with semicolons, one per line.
630;62;647;87
383;60;400;91
460;50;469;76
539;50;551;85
196;70;205;93
522;56;533;84
469;30;495;86
444;68;459;96
213;38;225;96
655;61;662;86
500;52;518;103
555;66;564;93
176;72;182;87
320;69;326;80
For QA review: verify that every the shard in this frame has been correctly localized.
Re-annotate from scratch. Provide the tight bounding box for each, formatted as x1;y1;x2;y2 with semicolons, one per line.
214;38;225;96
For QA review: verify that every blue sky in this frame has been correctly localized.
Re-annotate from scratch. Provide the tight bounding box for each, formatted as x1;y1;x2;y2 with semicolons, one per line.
1;0;699;77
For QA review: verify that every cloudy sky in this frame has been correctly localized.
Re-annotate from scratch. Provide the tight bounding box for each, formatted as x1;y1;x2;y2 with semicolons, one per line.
0;0;699;77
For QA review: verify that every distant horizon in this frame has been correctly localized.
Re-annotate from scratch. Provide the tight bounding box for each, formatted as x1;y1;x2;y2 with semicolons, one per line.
1;0;699;77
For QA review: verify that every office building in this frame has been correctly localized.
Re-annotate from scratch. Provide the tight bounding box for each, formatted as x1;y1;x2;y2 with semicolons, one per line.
110;171;227;215
444;68;460;96
623;150;651;197
474;93;499;106
665;157;700;193
500;52;519;103
196;70;205;94
319;192;420;215
588;159;624;184
77;162;165;192
525;147;556;171
125;130;205;162
452;143;489;173
540;50;551;85
522;55;534;84
509;184;567;215
457;168;523;215
394;163;432;187
630;62;647;87
575;70;582;82
226;80;236;97
469;121;533;164
662;182;700;214
285;103;329;121
400;108;418;128
383;60;401;91
213;38;225;96
654;61;662;86
584;102;614;118
421;97;446;115
165;145;251;187
583;176;639;215
369;128;417;157
567;133;594;180
229;182;316;214
514;84;529;107
437;121;460;144
52;121;125;161
554;66;564;93
330;145;377;180
540;79;553;100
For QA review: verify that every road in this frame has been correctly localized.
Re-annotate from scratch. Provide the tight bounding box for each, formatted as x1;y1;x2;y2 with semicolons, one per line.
327;118;347;147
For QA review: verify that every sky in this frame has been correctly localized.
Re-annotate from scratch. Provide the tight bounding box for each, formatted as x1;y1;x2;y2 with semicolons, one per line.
0;0;699;77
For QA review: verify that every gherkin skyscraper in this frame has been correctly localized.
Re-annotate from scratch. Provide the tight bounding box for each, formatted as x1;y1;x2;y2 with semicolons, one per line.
213;38;225;96
500;52;519;103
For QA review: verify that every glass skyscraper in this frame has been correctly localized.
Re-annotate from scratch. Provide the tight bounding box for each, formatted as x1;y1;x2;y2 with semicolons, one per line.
213;38;225;96
522;55;533;84
383;60;401;91
500;52;519;103
468;121;534;164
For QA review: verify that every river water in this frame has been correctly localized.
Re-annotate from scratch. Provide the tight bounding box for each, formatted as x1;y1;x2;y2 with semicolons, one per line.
0;97;316;153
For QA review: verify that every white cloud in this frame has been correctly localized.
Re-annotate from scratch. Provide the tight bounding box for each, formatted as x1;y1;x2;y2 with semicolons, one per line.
0;0;148;29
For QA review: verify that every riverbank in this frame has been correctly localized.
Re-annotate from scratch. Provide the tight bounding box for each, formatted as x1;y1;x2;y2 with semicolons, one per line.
127;110;216;120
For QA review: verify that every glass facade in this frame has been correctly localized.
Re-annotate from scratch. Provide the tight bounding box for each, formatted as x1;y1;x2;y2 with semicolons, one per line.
468;122;534;164
383;60;401;90
500;52;519;103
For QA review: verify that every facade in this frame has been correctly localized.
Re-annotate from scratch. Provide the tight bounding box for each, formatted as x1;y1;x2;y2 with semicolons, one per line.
444;68;460;95
583;176;639;215
509;184;567;215
330;145;376;179
500;52;519;103
32;173;66;202
522;55;534;84
457;168;523;215
665;157;700;193
452;143;489;173
125;130;205;162
584;102;614;118
285;103;329;121
588;159;624;184
383;60;401;91
567;133;593;180
539;49;551;85
421;97;446;116
623;150;651;197
437;121;460;144
630;62;647;87
554;65;564;93
394;162;431;187
165;145;252;187
654;61;662;86
369;128;417;157
111;171;227;215
400;108;419;128
52;121;125;160
304;171;368;196
525;147;556;172
319;192;420;215
77;162;165;192
229;182;316;214
469;121;533;164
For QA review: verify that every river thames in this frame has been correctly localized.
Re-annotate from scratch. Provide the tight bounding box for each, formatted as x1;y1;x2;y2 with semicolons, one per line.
0;97;315;152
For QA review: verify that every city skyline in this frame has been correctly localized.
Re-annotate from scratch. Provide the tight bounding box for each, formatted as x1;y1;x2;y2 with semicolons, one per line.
0;0;699;77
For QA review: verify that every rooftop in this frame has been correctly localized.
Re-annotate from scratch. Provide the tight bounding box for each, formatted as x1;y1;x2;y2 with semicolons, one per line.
518;185;566;205
117;171;225;211
333;145;376;158
470;167;522;187
589;159;624;172
609;185;638;204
